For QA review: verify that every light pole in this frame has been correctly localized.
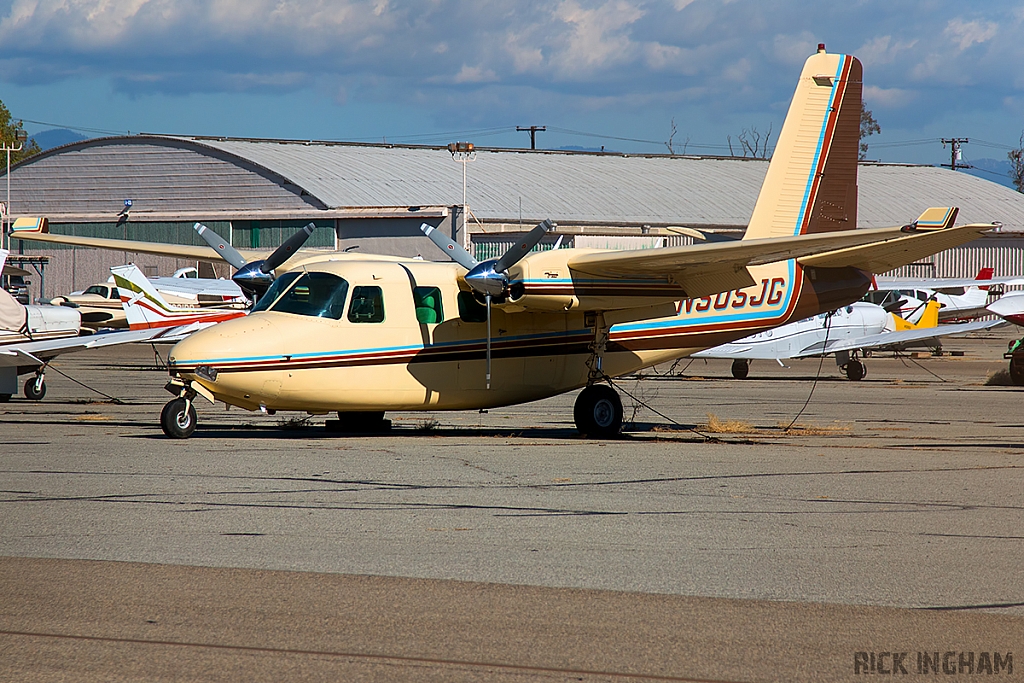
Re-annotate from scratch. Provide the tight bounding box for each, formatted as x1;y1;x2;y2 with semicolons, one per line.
2;128;27;250
447;142;475;250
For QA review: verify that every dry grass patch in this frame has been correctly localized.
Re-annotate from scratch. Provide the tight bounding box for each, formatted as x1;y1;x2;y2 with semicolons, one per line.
702;413;758;434
779;421;852;436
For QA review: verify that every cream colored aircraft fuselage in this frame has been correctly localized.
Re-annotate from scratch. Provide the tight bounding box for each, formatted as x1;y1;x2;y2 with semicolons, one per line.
167;250;867;413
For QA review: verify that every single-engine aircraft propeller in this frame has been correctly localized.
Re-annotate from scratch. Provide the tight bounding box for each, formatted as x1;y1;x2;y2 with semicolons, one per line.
420;219;555;389
194;222;316;298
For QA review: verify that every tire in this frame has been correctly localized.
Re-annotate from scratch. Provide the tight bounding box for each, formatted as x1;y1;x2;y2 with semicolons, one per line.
24;377;45;401
1010;357;1024;386
845;359;865;381
573;384;623;438
161;398;197;439
731;359;749;380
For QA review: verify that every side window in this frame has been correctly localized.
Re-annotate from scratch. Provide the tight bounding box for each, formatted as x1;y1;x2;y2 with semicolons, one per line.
413;286;443;324
457;291;488;323
348;286;385;323
109;287;120;299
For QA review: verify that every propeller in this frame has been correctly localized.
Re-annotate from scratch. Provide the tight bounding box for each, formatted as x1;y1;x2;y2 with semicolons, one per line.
194;222;316;297
420;219;555;389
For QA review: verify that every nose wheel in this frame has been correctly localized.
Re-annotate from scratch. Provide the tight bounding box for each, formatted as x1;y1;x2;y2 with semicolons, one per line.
574;384;623;438
161;398;197;438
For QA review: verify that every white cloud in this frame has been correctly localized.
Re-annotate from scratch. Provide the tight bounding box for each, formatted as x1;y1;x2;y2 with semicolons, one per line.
943;18;998;52
452;64;498;84
549;0;645;75
863;85;916;108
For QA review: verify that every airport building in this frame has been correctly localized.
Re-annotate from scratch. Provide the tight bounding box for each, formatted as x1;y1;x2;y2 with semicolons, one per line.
4;135;1024;301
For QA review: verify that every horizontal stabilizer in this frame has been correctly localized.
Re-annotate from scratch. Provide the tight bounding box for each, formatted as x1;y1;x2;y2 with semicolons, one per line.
796;223;992;273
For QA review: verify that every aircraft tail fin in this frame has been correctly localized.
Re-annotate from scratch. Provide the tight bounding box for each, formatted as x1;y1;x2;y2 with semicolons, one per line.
112;264;179;330
891;299;940;331
975;267;995;291
744;46;862;241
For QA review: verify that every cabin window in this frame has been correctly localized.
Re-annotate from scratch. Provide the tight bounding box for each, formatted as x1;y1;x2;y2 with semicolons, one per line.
457;291;488;323
413;286;443;324
348;286;385;323
259;272;350;320
84;285;108;297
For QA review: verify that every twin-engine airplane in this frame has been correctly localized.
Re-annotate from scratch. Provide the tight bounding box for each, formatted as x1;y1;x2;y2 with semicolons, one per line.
13;48;998;437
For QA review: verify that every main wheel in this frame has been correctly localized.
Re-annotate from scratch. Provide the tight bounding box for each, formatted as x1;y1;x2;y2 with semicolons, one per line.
844;359;865;381
1010;356;1024;386
573;384;623;438
24;377;45;401
731;359;749;380
161;398;197;439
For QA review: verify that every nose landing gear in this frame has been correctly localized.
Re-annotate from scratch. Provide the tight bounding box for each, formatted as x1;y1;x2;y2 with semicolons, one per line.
161;377;213;438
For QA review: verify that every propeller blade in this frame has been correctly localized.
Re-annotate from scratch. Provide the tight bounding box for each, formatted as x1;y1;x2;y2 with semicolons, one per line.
494;219;554;273
261;223;317;274
420;223;478;271
194;223;247;270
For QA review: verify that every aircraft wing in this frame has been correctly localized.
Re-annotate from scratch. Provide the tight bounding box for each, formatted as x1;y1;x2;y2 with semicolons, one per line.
791;319;1002;358
566;223;992;299
796;223;993;273
11;232;264;263
875;276;1024;289
0;328;173;367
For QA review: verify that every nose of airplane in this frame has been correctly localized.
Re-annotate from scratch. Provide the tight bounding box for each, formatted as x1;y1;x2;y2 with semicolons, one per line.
169;314;282;375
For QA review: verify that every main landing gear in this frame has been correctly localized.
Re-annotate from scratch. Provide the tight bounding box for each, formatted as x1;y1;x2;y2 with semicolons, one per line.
731;359;749;380
573;312;624;438
24;370;46;401
841;358;866;381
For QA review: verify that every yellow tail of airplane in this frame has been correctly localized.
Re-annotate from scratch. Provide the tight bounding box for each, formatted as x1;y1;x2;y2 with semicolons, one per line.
744;45;862;240
890;300;940;331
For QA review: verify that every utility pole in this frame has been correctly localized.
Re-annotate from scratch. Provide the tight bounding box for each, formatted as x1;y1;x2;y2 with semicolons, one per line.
516;126;546;150
940;138;971;171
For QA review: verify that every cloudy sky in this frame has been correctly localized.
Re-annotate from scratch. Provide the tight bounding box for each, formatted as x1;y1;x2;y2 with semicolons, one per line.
1;0;1022;169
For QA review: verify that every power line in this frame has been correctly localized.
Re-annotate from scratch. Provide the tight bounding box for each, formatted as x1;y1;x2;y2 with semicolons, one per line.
18;117;127;136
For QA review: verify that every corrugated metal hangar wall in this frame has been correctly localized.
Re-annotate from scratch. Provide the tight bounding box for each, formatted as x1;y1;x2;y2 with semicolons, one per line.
4;135;1024;302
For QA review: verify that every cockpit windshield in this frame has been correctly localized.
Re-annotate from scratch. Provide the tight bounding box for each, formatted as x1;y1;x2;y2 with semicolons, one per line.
254;272;350;320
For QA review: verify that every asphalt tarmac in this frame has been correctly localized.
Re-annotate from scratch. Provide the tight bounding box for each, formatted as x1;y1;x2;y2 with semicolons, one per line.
2;330;1022;682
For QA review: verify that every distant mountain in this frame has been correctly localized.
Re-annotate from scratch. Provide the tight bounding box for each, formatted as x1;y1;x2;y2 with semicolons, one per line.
30;129;88;151
962;157;1016;190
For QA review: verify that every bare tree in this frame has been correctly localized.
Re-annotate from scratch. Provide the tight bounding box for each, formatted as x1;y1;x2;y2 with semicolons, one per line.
860;102;880;161
665;117;677;155
1009;131;1024;194
737;124;773;159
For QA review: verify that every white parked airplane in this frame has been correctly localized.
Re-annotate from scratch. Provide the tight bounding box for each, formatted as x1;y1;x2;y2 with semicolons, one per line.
0;250;171;401
112;263;249;338
693;299;999;380
869;265;1024;323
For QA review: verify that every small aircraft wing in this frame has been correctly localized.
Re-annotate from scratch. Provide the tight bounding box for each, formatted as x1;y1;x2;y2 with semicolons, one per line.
792;319;1002;358
0;327;172;367
567;223;991;300
10;231;264;263
874;276;1024;290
